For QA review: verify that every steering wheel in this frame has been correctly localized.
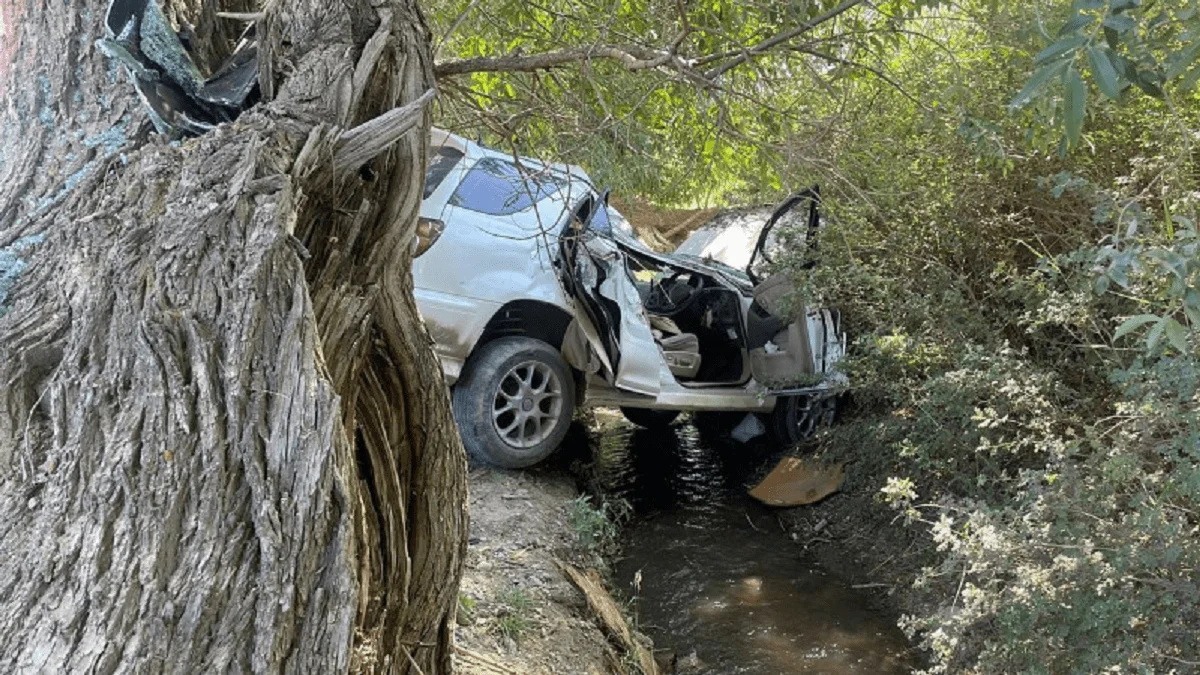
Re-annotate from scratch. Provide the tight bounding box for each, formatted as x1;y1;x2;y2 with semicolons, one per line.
644;271;705;317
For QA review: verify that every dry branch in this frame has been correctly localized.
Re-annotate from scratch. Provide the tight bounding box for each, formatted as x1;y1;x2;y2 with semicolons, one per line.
558;562;659;675
334;88;437;173
432;0;869;84
435;44;697;79
700;0;868;78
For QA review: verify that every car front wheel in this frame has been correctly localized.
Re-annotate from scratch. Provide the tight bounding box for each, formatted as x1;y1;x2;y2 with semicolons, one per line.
769;394;837;445
452;337;576;468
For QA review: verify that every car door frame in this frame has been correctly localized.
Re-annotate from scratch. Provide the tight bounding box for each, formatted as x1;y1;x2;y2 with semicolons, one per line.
557;193;663;397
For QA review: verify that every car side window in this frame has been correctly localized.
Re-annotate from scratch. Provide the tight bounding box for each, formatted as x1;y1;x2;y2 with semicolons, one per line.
448;158;564;216
424;146;465;199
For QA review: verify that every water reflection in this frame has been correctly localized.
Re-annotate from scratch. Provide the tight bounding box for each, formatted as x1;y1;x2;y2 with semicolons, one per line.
582;416;916;674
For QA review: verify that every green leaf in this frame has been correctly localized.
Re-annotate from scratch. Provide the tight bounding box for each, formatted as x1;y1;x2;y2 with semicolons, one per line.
1133;70;1166;98
1183;65;1200;92
1163;318;1190;353
1064;66;1087;146
1103;14;1136;33
1114;314;1160;340
1058;13;1095;36
1185;305;1200;330
1148;10;1171;29
1104;26;1120;50
1035;36;1088;65
1165;42;1200;80
1112;53;1135;79
1088;47;1122;98
1146;317;1167;351
1011;61;1069;109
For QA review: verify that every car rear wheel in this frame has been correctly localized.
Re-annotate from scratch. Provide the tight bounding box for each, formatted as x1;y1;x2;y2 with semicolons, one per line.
452;337;576;468
619;407;681;429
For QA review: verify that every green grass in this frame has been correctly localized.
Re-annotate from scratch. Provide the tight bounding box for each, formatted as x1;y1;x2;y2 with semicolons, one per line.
494;586;534;643
567;494;629;556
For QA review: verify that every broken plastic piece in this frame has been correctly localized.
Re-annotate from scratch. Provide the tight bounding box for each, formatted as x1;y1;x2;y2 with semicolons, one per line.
749;457;844;507
730;413;766;443
197;39;258;108
101;0;260;137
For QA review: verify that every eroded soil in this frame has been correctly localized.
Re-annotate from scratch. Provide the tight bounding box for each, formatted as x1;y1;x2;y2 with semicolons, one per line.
454;464;624;675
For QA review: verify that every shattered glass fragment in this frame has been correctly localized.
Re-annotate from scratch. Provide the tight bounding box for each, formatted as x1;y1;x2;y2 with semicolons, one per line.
138;0;205;95
99;0;260;138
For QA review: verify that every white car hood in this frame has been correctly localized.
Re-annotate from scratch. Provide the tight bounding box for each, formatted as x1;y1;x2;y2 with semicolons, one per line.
673;207;774;271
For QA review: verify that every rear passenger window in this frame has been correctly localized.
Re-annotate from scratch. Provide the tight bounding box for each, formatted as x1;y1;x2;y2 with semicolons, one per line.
448;158;564;216
424;146;465;199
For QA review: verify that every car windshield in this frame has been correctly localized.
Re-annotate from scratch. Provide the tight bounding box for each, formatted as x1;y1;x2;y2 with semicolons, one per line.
448;157;566;216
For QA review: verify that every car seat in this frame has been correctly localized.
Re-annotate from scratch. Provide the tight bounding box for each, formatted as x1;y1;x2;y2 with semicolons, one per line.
646;314;702;379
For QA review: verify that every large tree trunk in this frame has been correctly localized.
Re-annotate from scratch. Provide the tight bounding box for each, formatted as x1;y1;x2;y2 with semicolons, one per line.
0;1;468;673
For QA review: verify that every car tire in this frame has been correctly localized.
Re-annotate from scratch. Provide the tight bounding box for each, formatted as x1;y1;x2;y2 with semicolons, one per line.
452;337;577;468
620;407;682;429
769;394;837;446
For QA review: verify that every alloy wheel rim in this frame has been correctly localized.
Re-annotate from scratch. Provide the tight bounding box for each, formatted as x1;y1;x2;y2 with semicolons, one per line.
793;397;818;440
491;360;564;449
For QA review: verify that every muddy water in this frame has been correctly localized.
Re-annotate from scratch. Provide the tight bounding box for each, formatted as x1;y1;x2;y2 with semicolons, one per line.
584;420;915;674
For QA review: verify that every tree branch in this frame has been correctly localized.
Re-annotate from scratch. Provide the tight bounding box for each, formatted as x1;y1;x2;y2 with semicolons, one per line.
333;88;437;173
433;0;868;87
699;0;868;79
435;0;483;56
434;44;693;78
792;46;931;111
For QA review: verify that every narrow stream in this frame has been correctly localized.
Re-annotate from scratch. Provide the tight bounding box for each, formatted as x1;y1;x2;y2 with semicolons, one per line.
580;418;916;674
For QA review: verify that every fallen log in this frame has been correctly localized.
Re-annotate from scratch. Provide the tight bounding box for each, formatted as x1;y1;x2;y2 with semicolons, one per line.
558;562;660;675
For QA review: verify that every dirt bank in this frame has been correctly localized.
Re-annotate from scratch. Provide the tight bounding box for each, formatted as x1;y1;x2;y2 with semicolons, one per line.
454;464;633;675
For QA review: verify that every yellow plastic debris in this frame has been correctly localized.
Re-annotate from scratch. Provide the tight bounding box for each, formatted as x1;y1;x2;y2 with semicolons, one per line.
749;457;845;507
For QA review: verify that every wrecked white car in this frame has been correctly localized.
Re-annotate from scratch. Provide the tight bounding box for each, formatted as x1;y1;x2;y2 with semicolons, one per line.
415;130;846;467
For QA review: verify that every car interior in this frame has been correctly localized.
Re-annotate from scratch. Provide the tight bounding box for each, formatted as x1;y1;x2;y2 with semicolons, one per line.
566;192;805;389
627;254;758;386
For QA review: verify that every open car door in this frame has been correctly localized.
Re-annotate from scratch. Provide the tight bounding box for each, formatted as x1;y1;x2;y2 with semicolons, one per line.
745;186;822;284
717;188;846;390
558;194;662;396
674;186;821;283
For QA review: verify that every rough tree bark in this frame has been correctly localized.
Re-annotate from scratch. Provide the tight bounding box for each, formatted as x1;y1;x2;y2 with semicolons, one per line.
0;0;468;673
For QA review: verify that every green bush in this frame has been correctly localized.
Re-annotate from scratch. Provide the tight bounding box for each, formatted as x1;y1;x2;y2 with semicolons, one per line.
804;178;1200;673
494;586;535;644
768;7;1200;669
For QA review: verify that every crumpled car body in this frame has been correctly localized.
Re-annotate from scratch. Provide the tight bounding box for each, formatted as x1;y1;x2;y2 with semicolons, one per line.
414;129;846;424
